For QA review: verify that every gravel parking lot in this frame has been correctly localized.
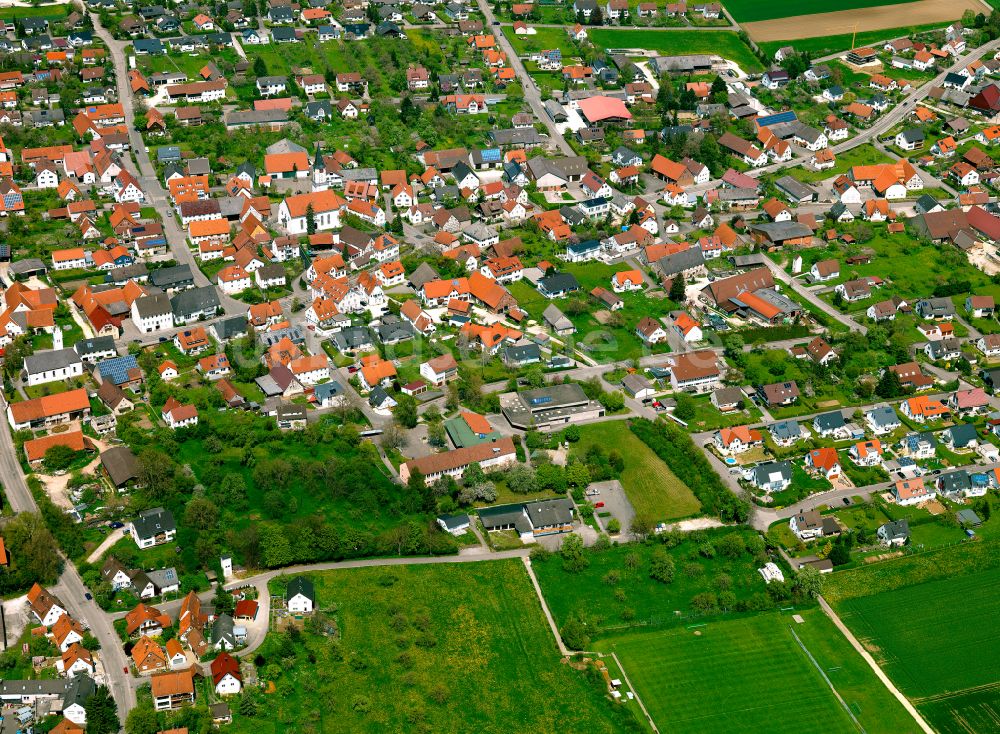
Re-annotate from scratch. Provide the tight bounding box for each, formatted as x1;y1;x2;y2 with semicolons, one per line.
586;480;634;536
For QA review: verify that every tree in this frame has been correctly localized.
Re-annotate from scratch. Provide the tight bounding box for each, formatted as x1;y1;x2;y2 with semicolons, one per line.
463;462;486;487
669;272;686;302
42;444;77;472
85;686;120;734
380;421;407;451
875;367;903;399
4;512;60;585
305;203;317;235
673;392;696;421
792;565;823;599
427;421;447;448
560;616;590;650
506;463;537;494
560;533;589;573
629;515;653;540
252;55;266;76
239;690;258;717
829;539;851;566
125;701;162;734
394;393;418;428
184;496;219;530
649;547;675;583
565;462;591;488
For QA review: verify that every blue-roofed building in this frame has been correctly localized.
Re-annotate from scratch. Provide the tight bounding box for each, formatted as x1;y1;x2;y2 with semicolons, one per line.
755;111;797;129
98;355;142;388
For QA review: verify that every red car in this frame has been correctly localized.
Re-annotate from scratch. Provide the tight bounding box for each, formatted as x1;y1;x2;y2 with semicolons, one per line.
594;501;605;508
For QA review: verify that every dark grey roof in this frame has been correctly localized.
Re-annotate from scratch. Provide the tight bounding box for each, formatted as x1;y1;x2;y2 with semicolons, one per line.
24;348;81;376
504;343;541;363
171;286;221;319
524;498;574;527
538;272;580;294
286;576;315;603
749;221;813;242
149;264;194;289
813;410;846;431
130;507;176;541
74;335;116;358
211;315;249;342
751;461;793;485
134;293;172;318
656;246;705;278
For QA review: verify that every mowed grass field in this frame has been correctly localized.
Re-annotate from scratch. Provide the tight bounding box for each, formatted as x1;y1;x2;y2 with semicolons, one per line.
588;29;764;72
724;0;917;22
231;561;633;734
572;420;701;520
835;567;1000;699
601;609;918;734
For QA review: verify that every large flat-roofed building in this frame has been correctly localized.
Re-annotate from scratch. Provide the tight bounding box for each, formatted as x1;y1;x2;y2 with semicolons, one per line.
500;383;605;430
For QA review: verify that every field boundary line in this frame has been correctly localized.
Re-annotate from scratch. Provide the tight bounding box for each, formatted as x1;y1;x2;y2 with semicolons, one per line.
913;682;1000;705
818;595;935;734
609;651;660;734
788;626;866;734
522;557;569;656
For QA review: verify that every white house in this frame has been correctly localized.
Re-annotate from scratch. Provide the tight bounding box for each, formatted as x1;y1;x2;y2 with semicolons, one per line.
286;577;315;614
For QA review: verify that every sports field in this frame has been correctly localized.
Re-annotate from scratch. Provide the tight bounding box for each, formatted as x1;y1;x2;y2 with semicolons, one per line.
588;29;764;72
600;609;919;734
571;420;701;521
836;567;1000;699
743;0;976;43
724;0;916;23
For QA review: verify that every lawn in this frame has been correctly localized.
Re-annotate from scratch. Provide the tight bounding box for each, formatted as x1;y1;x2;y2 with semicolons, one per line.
0;4;68;20
533;528;778;639
220;561;636;734
600;609;916;734
504;25;582;57
788;144;892;184
724;0;917;22
572;421;700;521
835;566;1000;699
588;29;764;72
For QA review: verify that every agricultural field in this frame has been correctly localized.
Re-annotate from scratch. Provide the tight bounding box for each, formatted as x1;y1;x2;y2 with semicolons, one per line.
571;421;701;521
756;21;955;56
743;0;971;44
919;686;1000;734
835;566;1000;698
600;608;919;733
533;528;775;639
723;0;916;23
588;29;764;72
223;561;637;734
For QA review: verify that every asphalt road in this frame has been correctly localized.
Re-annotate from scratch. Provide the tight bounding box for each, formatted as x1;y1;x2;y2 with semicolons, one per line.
0;396;136;718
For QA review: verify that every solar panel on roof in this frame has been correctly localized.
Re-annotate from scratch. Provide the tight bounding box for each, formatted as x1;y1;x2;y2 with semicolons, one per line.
756;111;797;127
482;148;501;162
98;355;138;385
